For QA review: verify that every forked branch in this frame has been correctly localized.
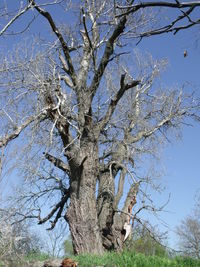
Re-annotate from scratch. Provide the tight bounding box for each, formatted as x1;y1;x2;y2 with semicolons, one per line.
29;0;77;85
116;1;200;38
0;109;48;148
122;182;140;216
44;152;70;174
38;192;69;230
0;2;33;36
97;74;140;134
117;1;200;17
90;16;127;98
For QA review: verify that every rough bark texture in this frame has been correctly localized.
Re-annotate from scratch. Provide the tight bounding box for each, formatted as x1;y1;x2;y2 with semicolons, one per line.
63;109;138;253
65;139;104;254
66;157;138;253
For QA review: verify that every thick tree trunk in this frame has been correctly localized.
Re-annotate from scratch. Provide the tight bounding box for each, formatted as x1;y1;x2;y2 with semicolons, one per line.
64;126;138;254
66;191;104;255
65;141;104;255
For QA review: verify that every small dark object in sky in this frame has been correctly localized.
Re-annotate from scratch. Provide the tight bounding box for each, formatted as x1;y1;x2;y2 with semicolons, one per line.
184;50;188;57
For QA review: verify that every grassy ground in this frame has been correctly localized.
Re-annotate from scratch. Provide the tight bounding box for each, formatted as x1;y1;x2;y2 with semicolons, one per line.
24;251;50;262
0;252;50;267
1;250;200;267
74;250;200;267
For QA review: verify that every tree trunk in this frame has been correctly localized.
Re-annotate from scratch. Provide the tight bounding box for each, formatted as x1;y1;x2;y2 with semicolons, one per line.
66;190;104;255
63;121;139;255
97;161;130;251
65;141;104;255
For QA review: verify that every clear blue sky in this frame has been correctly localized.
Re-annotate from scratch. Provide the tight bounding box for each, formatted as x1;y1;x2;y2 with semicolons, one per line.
139;28;200;248
1;1;200;251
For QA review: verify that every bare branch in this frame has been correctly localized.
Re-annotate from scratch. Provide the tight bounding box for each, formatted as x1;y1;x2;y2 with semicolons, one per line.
122;182;140;216
0;109;48;148
116;1;200;38
117;1;200;17
44;152;70;174
113;168;126;209
82;8;93;52
29;0;77;86
0;2;32;36
96;74;140;133
139;15;200;37
38;192;69;229
89;16;127;98
127;113;182;144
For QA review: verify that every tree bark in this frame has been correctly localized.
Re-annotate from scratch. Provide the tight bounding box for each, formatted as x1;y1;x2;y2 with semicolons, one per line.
65;141;104;255
64;140;132;254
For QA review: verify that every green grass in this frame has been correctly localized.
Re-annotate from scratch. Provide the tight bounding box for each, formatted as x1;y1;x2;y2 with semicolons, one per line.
24;251;50;262
74;250;200;267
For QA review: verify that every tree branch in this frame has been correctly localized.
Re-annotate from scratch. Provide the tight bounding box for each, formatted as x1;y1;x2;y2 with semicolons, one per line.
29;0;77;86
113;168;126;209
117;1;200;17
96;74;140;134
116;1;200;38
114;182;140;241
44;152;70;174
82;8;93;52
127;116;173;144
122;182;140;216
0;2;32;36
0;109;48;148
38;192;69;229
139;16;200;37
89;16;127;99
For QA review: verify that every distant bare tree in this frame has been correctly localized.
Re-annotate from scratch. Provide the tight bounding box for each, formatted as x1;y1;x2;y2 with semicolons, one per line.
0;210;41;260
44;222;67;258
177;196;200;259
177;216;200;259
126;221;168;257
0;0;200;254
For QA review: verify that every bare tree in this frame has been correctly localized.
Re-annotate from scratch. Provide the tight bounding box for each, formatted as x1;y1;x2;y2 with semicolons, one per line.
0;0;200;254
0;210;41;260
126;221;168;256
177;216;200;259
176;194;200;259
44;222;68;258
